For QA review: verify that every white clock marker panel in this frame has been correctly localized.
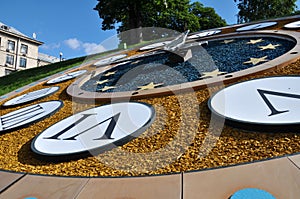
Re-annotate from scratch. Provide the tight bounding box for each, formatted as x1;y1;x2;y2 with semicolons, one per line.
94;54;127;66
2;87;60;107
209;76;300;128
46;70;87;84
236;22;277;32
0;101;63;133
31;102;155;157
187;30;221;39
139;41;172;51
284;20;300;29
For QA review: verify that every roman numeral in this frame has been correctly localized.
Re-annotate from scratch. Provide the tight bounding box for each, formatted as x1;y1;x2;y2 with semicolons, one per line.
1;105;44;129
257;89;300;116
44;112;121;141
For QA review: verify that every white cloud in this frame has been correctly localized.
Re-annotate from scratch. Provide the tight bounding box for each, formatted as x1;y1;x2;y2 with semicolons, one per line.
40;43;60;50
64;38;81;50
82;43;106;55
64;38;107;55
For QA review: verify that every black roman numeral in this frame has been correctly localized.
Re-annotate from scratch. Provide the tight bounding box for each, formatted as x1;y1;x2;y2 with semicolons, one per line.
1;105;44;129
44;112;121;141
257;89;300;116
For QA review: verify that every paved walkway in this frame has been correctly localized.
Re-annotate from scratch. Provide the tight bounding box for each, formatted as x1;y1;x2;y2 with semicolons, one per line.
0;154;299;199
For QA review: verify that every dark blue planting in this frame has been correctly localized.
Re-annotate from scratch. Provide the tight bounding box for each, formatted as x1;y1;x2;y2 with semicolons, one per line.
81;37;295;93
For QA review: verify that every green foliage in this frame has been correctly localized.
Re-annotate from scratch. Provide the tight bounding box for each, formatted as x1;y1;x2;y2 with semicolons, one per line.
292;9;300;15
152;0;200;32
190;2;227;30
94;0;227;44
234;0;297;23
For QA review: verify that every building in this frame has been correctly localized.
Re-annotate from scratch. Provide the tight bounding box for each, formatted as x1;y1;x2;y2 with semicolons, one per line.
0;22;59;77
38;53;60;67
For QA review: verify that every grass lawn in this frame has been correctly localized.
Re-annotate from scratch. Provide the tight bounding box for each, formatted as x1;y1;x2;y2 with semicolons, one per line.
0;56;86;96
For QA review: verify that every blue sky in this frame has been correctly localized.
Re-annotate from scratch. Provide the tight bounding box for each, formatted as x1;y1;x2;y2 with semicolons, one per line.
0;0;299;59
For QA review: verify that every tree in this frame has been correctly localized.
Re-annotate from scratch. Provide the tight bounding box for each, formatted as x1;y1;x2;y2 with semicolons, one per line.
94;0;227;44
189;2;226;30
94;0;145;44
234;0;297;23
293;10;300;15
152;0;200;32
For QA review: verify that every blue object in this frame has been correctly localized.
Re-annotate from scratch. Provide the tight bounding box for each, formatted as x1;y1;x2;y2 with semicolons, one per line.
24;197;38;199
231;188;276;199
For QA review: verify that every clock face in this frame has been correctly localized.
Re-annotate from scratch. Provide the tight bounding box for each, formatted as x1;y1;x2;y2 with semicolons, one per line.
80;36;294;94
1;18;300;178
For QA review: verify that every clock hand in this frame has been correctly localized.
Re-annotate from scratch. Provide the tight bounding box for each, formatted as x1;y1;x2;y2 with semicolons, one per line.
164;30;190;52
162;30;193;63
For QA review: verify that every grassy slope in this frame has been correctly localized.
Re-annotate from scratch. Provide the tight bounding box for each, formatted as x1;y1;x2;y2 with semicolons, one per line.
0;41;161;96
0;56;86;96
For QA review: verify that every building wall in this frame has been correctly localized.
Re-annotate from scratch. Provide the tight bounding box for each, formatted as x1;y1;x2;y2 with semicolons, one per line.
38;60;52;67
38;53;61;67
0;31;41;77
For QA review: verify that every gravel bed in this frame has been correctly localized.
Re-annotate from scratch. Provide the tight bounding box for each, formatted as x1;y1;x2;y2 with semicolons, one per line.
81;37;294;93
0;57;299;177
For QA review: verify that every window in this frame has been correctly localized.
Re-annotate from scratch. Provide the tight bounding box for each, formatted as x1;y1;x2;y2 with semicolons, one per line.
20;44;28;54
7;40;15;51
20;58;27;68
6;55;14;65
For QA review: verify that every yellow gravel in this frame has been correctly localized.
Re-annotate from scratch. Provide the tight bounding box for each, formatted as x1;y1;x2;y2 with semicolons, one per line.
0;55;300;177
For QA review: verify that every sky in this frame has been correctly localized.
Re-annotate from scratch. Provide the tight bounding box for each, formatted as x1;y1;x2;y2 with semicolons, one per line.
0;0;299;59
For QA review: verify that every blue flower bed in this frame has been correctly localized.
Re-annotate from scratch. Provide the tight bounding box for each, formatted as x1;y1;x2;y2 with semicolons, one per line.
81;37;295;93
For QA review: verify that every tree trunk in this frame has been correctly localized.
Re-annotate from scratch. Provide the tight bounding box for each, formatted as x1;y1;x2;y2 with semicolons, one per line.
127;2;143;45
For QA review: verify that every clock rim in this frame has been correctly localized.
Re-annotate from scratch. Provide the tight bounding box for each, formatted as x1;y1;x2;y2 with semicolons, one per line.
67;30;300;102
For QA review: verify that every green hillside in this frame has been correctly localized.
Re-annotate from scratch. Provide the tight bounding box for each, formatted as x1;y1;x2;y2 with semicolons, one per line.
0;56;86;96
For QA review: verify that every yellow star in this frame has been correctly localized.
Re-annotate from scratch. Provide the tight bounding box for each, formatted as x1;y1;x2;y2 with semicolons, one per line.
247;39;264;45
243;56;268;65
201;69;227;78
258;44;281;50
95;79;110;85
99;86;117;92
138;82;164;91
221;39;234;44
104;71;117;77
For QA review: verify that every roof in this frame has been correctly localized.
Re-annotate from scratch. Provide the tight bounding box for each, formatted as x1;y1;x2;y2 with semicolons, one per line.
0;22;28;37
0;21;43;45
38;53;60;63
